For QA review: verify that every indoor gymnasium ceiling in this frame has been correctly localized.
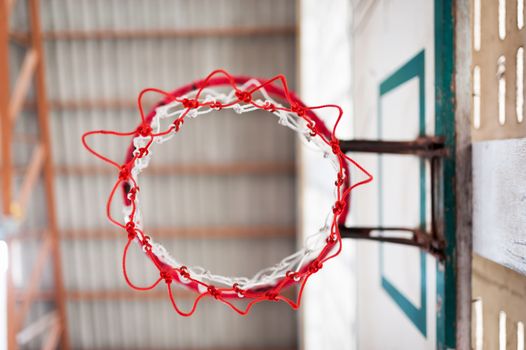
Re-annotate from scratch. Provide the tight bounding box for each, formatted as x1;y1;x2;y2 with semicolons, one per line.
8;0;298;348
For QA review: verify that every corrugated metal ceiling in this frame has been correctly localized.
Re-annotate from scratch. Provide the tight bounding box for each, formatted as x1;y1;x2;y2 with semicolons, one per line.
9;0;299;349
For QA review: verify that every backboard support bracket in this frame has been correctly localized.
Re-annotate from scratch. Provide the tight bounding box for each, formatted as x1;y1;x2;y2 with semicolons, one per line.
339;226;445;260
339;135;447;261
339;136;448;158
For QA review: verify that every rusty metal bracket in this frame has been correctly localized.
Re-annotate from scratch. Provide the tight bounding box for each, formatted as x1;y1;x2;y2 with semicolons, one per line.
339;135;447;260
339;136;448;158
339;226;445;260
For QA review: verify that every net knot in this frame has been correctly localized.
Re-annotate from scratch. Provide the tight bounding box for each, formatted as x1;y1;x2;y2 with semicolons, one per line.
142;235;152;252
172;118;184;132
137;147;149;158
119;165;131;181
332;200;345;215
326;234;338;244
235;90;252;103
335;172;345;186
286;271;301;282
210;101;223;110
207;285;220;299
307;122;317;136
232;283;245;297
160;269;173;284
136;124;152;137
263;101;276;112
330;139;341;154
182;98;199;109
308;260;323;273
265;290;279;301
291;104;306;117
127;186;139;201
178;266;190;279
125;222;136;239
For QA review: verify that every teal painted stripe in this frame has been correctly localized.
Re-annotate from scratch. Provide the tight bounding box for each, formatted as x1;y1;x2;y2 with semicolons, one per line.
434;0;456;349
378;50;427;337
380;251;428;335
380;51;426;98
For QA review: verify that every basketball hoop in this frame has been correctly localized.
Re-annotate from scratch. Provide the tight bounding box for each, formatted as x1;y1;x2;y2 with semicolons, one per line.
81;70;372;316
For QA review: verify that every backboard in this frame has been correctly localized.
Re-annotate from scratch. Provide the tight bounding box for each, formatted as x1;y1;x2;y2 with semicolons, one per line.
299;0;457;349
351;1;456;349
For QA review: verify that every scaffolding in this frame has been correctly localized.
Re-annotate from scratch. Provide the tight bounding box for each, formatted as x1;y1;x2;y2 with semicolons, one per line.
0;0;69;348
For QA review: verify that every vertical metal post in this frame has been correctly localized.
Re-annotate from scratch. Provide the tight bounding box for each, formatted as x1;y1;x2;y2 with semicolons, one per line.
454;0;473;348
27;0;70;348
0;0;12;215
0;2;18;349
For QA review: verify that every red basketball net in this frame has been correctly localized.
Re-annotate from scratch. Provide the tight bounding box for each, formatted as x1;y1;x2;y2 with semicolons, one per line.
81;70;372;316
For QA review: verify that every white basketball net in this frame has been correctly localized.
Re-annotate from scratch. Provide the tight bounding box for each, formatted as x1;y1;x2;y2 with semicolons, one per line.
123;79;344;291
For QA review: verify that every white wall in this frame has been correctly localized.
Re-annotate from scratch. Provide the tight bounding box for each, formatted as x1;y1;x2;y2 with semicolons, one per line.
299;1;356;349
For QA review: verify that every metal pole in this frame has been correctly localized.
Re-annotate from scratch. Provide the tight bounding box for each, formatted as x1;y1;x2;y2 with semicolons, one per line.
0;1;18;349
28;0;70;348
0;0;12;216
